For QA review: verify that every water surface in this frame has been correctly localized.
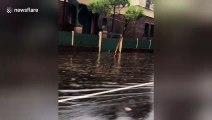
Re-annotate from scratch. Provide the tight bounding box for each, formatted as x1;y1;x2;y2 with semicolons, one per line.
58;52;154;120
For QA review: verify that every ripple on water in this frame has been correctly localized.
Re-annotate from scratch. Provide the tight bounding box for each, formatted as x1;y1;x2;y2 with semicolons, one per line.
59;52;154;120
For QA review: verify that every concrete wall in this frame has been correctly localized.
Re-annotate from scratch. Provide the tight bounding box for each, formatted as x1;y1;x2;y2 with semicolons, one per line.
119;6;154;19
121;0;154;18
130;0;154;10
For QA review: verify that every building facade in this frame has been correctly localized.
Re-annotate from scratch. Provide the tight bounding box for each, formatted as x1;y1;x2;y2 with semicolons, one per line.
58;0;100;34
58;0;154;40
113;0;154;40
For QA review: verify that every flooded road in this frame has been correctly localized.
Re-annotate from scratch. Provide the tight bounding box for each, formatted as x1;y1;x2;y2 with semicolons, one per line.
58;52;154;120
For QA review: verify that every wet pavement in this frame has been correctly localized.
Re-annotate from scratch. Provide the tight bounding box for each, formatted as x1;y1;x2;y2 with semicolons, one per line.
58;52;154;120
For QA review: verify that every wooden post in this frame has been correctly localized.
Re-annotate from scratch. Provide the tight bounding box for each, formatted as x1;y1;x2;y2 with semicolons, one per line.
118;36;123;53
149;40;152;49
136;38;138;49
98;31;102;53
71;31;74;46
114;35;123;55
114;41;120;55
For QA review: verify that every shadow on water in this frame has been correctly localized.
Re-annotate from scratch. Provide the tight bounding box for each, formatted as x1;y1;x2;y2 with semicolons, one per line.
58;52;154;120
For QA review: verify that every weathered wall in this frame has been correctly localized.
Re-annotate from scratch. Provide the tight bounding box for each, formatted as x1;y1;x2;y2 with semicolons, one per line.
58;1;76;31
106;15;154;40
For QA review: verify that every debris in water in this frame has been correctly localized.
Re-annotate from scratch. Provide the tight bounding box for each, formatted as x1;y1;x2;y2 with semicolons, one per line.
124;107;132;112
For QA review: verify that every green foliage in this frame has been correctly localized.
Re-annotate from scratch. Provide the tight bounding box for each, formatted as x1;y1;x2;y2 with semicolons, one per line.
124;6;144;21
88;0;130;15
109;0;130;7
88;0;111;15
88;0;144;34
88;0;143;21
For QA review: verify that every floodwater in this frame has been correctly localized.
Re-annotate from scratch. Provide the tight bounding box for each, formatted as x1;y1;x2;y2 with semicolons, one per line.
58;52;154;120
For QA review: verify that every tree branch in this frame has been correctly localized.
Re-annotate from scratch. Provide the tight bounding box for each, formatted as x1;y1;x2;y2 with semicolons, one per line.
122;20;130;35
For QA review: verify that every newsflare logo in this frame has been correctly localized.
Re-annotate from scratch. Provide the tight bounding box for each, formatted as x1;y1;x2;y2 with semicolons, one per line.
7;7;13;13
7;7;39;14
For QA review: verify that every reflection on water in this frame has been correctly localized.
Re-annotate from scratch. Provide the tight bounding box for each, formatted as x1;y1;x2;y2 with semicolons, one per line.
58;52;154;120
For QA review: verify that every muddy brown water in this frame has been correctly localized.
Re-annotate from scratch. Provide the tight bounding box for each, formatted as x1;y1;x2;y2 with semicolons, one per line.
58;52;154;120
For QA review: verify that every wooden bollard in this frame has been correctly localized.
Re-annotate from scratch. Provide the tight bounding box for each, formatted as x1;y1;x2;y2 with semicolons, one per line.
149;40;152;49
136;38;138;49
118;35;123;53
98;31;102;53
71;31;74;46
114;35;123;55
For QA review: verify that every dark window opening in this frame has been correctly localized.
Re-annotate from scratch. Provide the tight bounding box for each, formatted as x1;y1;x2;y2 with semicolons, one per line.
150;24;154;37
102;18;107;26
144;23;149;37
146;0;151;8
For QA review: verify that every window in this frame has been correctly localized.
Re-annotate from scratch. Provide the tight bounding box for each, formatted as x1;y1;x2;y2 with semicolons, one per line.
150;24;154;37
144;23;149;37
144;23;154;37
102;18;107;26
146;0;151;8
